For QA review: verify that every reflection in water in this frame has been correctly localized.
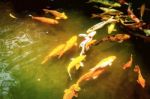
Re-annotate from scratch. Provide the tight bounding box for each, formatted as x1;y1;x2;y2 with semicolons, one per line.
2;34;34;50
0;62;18;98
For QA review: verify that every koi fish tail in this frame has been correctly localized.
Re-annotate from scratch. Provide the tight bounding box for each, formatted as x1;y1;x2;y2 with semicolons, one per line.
41;56;49;64
55;17;61;20
41;59;47;64
91;14;98;18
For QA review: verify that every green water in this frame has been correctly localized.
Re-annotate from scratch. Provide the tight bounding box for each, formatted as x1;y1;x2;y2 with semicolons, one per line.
0;2;150;99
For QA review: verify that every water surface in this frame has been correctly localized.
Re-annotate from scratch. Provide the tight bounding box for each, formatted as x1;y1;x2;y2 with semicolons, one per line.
0;2;150;99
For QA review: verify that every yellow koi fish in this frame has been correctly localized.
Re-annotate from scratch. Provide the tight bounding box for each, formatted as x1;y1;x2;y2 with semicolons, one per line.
99;7;123;15
41;44;65;64
90;56;116;72
63;84;80;99
43;9;68;20
58;36;78;58
67;55;86;80
108;23;116;34
29;15;59;24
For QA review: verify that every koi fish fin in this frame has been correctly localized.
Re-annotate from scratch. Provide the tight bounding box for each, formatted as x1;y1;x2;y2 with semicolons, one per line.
64;89;69;93
93;76;98;79
74;94;78;97
62;12;66;16
91;14;97;18
109;62;112;66
70;58;75;61
68;71;72;80
137;79;139;83
75;43;78;46
113;29;117;32
80;62;84;67
58;52;64;59
75;64;81;70
75;86;81;91
90;68;96;72
86;78;90;81
9;13;17;19
55;17;60;20
118;40;123;43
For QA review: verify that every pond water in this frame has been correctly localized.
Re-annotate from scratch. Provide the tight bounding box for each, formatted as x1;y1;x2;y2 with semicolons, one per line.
0;1;150;99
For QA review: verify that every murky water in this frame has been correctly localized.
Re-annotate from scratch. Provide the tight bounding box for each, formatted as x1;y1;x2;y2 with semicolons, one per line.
0;2;150;99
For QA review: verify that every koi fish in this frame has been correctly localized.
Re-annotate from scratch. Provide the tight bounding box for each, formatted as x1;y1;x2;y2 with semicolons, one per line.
87;16;117;33
88;0;121;7
63;84;80;99
77;68;106;85
108;23;116;34
67;55;86;80
127;4;142;28
41;44;65;64
43;9;68;20
95;34;130;45
91;13;112;19
127;5;140;23
122;54;133;69
58;36;78;58
29;15;59;24
134;65;146;88
9;13;17;19
140;4;145;20
99;7;123;15
90;56;116;72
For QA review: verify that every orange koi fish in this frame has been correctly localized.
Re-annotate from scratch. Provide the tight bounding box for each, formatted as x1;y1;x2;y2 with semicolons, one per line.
95;34;130;45
77;68;106;85
29;15;59;24
134;65;146;88
122;54;133;69
127;5;142;28
63;84;80;99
